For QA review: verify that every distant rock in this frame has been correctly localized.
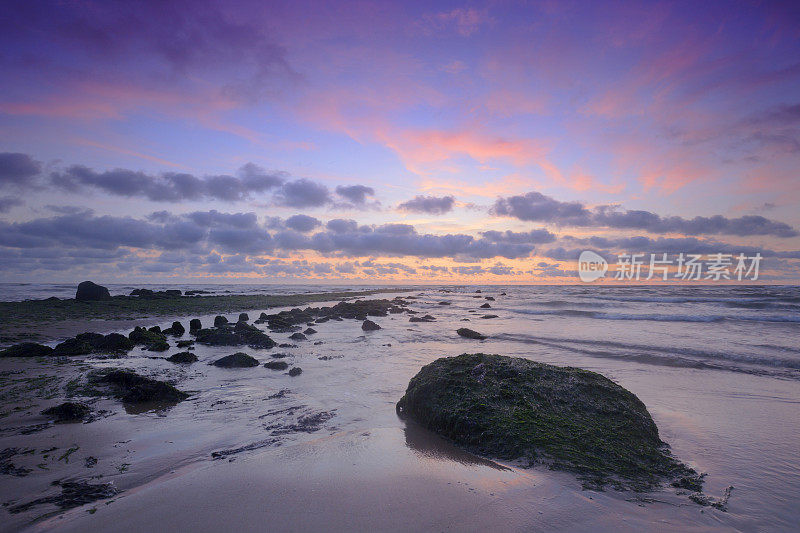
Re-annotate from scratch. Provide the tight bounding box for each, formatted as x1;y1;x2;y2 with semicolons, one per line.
438;301;451;305
264;361;289;370
166;351;198;364
189;319;202;332
289;332;307;341
362;319;381;331
0;342;53;358
480;314;499;319
75;281;111;301
480;303;492;309
129;327;169;352
176;340;194;348
238;313;250;322
409;315;436;323
485;296;495;301
288;367;303;377
304;327;317;335
163;321;185;336
41;402;90;423
214;316;229;327
52;332;134;356
456;328;487;340
195;322;276;349
211;352;259;368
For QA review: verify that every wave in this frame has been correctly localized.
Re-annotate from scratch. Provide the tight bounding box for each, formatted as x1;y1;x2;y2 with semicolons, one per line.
510;308;800;324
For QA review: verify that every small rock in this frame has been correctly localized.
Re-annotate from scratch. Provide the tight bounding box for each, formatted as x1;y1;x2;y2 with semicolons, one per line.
304;327;317;335
289;332;307;341
41;402;90;423
288;367;303;377
480;303;492;309
264;361;289;370
166;351;198;364
456;328;487;340
238;313;250;322
214;316;229;327
211;352;259;368
362;319;381;331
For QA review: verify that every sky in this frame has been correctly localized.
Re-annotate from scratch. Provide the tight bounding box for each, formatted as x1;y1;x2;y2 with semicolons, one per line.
0;0;799;283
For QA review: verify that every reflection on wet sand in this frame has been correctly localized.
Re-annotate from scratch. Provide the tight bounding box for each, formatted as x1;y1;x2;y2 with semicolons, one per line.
402;420;511;471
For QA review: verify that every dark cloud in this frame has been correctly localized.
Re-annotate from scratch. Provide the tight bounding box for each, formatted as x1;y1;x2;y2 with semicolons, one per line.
326;218;359;233
0;153;41;185
492;191;798;237
397;195;455;215
284;214;321;232
335;185;375;205
479;229;555;244
0;196;23;212
275;179;331;207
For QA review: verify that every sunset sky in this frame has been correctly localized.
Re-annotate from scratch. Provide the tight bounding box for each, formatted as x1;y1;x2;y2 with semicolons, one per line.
1;0;799;283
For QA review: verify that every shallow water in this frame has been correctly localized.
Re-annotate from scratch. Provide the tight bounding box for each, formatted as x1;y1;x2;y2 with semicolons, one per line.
1;285;799;531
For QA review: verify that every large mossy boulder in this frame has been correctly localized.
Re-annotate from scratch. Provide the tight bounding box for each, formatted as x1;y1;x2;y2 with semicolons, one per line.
75;281;111;301
0;342;54;358
51;332;134;356
92;369;188;403
212;352;259;368
195;322;276;349
396;353;700;491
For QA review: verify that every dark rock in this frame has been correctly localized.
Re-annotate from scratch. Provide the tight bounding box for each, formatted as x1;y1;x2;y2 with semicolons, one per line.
163;321;185;336
195;322;276;349
481;314;499;319
456;328;487;340
176;340;194;348
264;361;289;370
214;315;229;327
409;315;436;323
0;342;53;358
148;326;162;334
212;352;259;368
164;289;182;297
41;402;90;423
8;480;119;513
288;367;303;377
438;301;451;305
128;327;169;351
396;353;700;491
238;313;250;322
289;332;307;341
480;303;492;309
166;351;198;364
278;343;297;348
75;281;111;301
475;290;482;293
485;296;495;301
500;292;507;296
304;327;317;335
269;353;289;358
362;319;381;331
189;318;202;332
185;290;211;296
92;369;188;403
52;332;134;356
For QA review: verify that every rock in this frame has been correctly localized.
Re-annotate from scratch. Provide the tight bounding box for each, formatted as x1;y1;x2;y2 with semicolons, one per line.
304;327;317;335
485;296;495;301
362;319;381;331
456;328;487;340
289;332;307;341
480;303;492;309
475;290;482;293
211;352;259;368
52;332;134;356
163;321;185;336
438;301;451;305
0;342;54;358
164;289;182;297
166;351;198;364
129;327;169;351
269;353;289;358
288;367;303;377
176;340;194;348
264;361;289;370
481;314;499;319
189;319;202;332
148;326;162;334
41;402;90;422
278;343;297;348
195;322;276;349
409;315;436;323
92;369;189;403
75;281;111;301
238;313;250;322
500;292;507;296
396;353;701;491
214;315;229;327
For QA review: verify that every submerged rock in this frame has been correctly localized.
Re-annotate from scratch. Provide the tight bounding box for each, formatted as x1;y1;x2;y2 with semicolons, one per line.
362;319;381;331
75;281;111;301
41;402;90;423
456;328;487;340
0;342;53;358
264;360;289;370
212;352;259;368
166;351;198;364
92;369;188;403
397;353;701;491
288;367;303;376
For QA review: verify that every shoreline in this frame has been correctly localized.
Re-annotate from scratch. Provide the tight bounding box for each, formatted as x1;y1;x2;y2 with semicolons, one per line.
0;288;409;345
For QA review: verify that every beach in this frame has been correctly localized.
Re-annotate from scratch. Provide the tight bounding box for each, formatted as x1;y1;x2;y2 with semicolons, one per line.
1;284;799;531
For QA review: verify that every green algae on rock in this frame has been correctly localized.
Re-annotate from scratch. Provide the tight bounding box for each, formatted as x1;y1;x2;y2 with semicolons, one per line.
396;353;701;491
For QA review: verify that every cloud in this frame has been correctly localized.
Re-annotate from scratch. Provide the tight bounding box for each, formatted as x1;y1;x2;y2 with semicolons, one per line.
397;195;455;215
274;178;331;207
0;196;23;212
284;214;321;232
335;184;375;205
493;191;798;237
0;153;41;185
479;229;556;244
